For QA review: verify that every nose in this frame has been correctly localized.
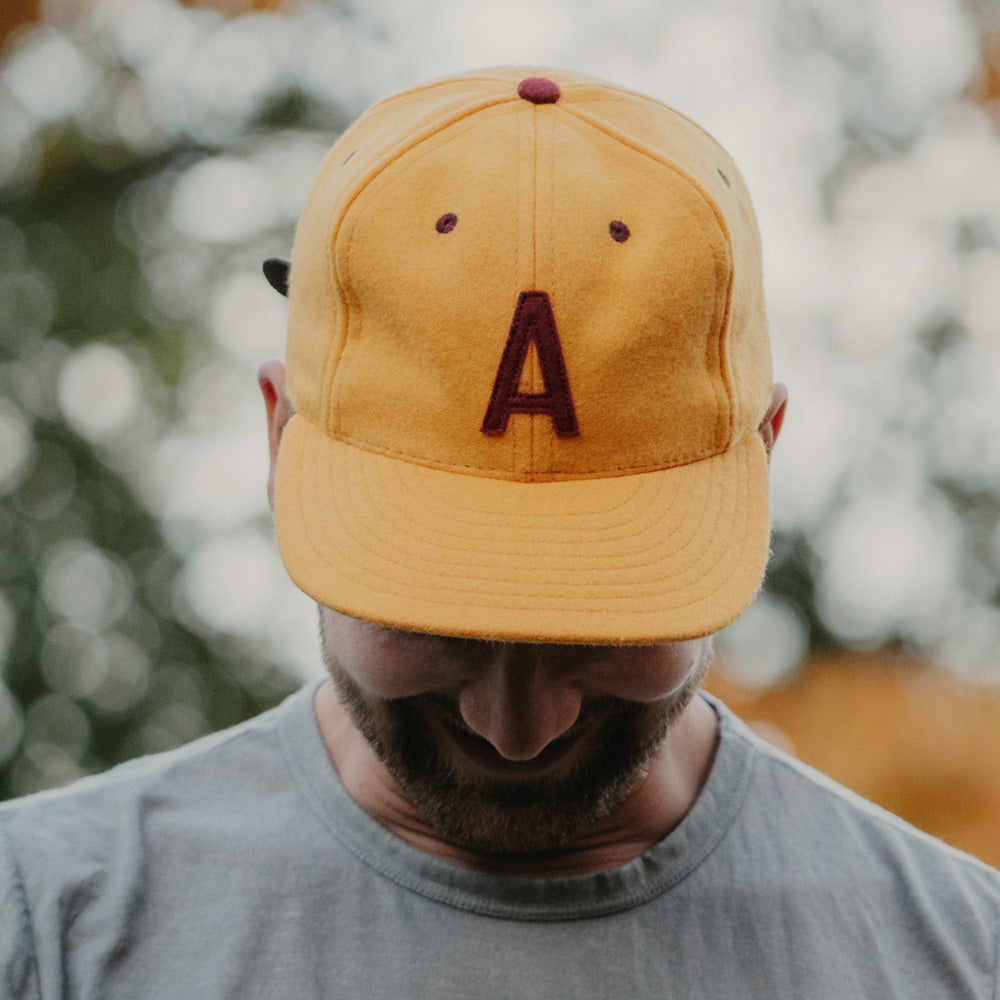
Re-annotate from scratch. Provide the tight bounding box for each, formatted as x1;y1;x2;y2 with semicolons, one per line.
457;645;583;761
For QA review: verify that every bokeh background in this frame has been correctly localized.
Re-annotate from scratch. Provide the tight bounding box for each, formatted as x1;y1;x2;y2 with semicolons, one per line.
2;0;999;864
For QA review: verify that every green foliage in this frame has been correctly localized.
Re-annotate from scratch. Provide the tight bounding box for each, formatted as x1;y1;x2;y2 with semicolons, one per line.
0;44;344;799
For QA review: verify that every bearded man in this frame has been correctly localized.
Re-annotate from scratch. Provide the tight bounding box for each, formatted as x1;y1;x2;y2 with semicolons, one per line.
2;67;998;999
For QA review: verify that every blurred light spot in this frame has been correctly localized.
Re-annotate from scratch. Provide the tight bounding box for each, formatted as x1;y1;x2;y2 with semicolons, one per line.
113;74;171;155
931;348;1000;490
11;742;86;796
119;171;175;247
866;0;976;119
209;270;286;361
170;157;277;243
41;624;103;698
293;14;379;109
0;589;13;667
89;633;151;714
0;272;57;353
0;217;27;269
148;365;268;535
0;401;32;496
153;426;266;537
0;99;39;191
57;344;142;443
24;693;90;761
836;209;956;360
39;625;149;711
0;684;24;765
935;608;1000;684
40;539;133;631
182;529;284;634
818;492;959;644
185;15;286;122
0;590;17;668
255;133;330;222
141;245;213;323
8;340;70;420
434;0;572;68
95;0;194;69
15;442;75;520
770;374;862;528
962;250;1000;353
136;703;209;755
2;29;96;122
718;594;808;688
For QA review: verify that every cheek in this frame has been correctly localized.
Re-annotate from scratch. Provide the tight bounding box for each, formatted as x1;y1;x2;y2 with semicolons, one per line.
589;639;711;703
348;658;445;700
319;611;453;700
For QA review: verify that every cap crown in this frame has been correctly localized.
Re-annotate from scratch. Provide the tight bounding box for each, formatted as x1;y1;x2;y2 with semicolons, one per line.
286;67;770;482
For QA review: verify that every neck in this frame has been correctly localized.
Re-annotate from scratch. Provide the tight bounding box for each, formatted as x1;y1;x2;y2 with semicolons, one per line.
313;680;719;877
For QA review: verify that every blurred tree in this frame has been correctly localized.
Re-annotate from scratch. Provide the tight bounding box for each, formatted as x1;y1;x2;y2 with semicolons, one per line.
0;0;41;47
4;0;1000;807
0;6;355;799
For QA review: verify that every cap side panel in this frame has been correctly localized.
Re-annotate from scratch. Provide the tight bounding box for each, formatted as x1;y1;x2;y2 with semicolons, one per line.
331;105;526;478
538;114;733;473
514;97;538;474
287;93;522;426
285;152;344;420
559;98;771;434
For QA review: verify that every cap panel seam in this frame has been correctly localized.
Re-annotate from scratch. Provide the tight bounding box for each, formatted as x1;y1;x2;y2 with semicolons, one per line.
324;152;735;477
327;96;736;472
561;82;738;166
531;103;540;469
326;98;522;433
558;103;737;445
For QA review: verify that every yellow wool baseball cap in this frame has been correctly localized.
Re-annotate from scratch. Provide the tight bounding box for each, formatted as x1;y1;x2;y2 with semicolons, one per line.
267;66;774;644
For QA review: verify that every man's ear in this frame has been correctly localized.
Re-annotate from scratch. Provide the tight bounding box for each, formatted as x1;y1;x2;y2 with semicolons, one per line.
258;360;292;510
758;383;788;462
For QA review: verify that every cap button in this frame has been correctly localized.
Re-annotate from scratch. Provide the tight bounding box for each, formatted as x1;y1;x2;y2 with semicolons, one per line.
518;77;560;104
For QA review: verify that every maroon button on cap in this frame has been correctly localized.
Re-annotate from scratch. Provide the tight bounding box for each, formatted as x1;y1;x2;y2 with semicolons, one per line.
518;76;560;104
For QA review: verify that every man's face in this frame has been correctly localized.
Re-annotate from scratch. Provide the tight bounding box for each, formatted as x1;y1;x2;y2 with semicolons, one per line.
319;608;713;858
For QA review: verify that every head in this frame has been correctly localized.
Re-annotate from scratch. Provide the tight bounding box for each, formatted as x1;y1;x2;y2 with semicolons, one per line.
262;360;784;857
318;609;715;857
259;67;786;856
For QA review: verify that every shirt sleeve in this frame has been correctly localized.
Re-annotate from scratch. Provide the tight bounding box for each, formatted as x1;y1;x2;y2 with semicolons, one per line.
0;815;42;1000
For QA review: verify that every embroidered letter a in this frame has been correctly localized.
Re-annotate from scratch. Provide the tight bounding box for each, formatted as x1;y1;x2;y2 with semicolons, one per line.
481;291;579;438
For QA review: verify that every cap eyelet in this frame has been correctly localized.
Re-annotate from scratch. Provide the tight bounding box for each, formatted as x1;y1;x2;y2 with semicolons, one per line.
609;220;630;243
436;213;458;234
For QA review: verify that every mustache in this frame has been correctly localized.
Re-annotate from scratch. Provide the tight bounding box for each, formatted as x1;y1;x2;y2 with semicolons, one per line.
395;691;644;742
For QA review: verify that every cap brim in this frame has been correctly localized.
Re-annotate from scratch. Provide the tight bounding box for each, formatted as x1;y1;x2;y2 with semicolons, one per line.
273;415;771;644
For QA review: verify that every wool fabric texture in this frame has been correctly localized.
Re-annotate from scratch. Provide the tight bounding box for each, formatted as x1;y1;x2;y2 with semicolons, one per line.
274;66;774;643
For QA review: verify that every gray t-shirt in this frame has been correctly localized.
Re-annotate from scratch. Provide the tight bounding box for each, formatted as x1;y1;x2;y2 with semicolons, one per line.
2;681;998;999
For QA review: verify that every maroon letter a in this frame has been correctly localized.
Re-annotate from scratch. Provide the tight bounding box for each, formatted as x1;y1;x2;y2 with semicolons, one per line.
481;291;579;438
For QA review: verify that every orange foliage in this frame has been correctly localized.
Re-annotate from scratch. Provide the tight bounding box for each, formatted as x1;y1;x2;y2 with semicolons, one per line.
0;0;40;48
174;0;297;12
0;0;298;47
967;17;1000;106
707;650;1000;869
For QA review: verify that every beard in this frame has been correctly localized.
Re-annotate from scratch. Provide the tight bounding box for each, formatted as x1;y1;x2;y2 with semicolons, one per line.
321;640;711;859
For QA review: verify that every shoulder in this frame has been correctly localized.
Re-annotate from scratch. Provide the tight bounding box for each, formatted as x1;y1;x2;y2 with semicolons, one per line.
0;683;326;996
712;696;1000;909
0;683;316;872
